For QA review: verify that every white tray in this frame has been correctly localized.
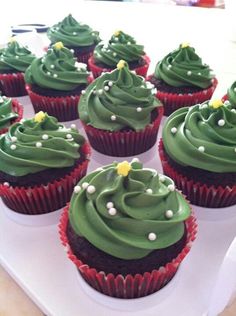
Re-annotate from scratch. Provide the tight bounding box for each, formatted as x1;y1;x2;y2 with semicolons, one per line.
1;97;236;316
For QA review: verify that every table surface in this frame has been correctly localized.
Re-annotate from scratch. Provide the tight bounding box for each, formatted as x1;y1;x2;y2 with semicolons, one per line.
1;1;236;316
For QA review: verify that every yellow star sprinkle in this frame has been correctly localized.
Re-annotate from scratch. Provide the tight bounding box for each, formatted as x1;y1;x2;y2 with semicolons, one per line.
116;161;131;177
117;60;126;70
114;30;121;37
9;37;16;43
34;111;46;123
209;99;224;109
54;42;64;50
181;42;190;48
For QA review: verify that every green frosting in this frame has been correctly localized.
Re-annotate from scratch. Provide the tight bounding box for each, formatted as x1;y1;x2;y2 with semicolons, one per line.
93;30;145;67
0;96;18;129
162;100;236;173
227;81;236;105
0;113;85;176
47;14;100;47
154;44;214;89
69;161;191;260
79;61;160;131
25;43;89;91
0;40;35;73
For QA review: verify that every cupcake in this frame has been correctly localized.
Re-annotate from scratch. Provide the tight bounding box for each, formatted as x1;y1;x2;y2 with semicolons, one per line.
0;95;23;135
59;160;197;298
222;81;236;105
0;111;90;215
148;43;218;116
0;39;35;97
47;14;100;64
79;60;163;156
88;30;150;78
159;99;236;208
25;42;91;122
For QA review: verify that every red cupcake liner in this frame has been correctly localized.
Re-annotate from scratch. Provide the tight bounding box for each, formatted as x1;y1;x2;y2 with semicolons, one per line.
147;76;218;116
222;94;228;102
0;99;24;135
88;55;151;78
82;106;163;157
76;50;94;65
0;72;27;97
159;139;236;208
26;85;81;122
59;204;197;298
0;143;91;215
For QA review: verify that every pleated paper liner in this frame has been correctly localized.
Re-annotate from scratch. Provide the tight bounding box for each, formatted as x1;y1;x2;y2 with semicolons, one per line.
0;72;27;97
88;55;151;78
0;143;91;215
82;106;163;157
0;99;24;135
59;204;197;299
146;77;218;116
75;50;94;65
159;139;236;208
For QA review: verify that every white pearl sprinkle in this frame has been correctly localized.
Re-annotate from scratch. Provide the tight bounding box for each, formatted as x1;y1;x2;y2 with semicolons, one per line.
234;148;236;153
106;202;114;209
111;115;116;121
104;86;109;91
74;185;81;193
131;70;136;74
73;32;77;35
10;144;16;150
114;37;119;42
0;98;3;103
50;65;55;69
81;90;86;95
96;167;103;171
93;90;96;95
132;158;140;163
98;89;103;95
165;210;174;219
70;49;75;53
224;100;230;106
168;184;175;191
47;71;51;75
3;182;9;187
42;134;49;140
66;134;72;139
87;185;96;194
146;188;153;194
171;127;177;134
198;72;201;75
15;56;19;59
168;65;172;69
201;104;208;109
231;109;236;113
82;182;89;189
148;233;157;241
108;207;117;216
218;119;225;127
108;81;113;87
198;146;205;153
127;41;131;45
234;87;236;92
137;107;142;112
187;71;192;76
11;136;17;142
53;74;58;78
159;175;165;182
113;52;117;57
36;142;42;148
70;124;76;129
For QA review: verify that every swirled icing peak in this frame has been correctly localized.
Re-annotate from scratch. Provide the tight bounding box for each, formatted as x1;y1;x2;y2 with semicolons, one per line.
154;44;215;89
0;96;18;129
93;30;145;67
69;160;191;259
0;40;35;72
25;43;89;91
47;14;100;47
0;112;85;176
79;61;160;131
162;100;236;173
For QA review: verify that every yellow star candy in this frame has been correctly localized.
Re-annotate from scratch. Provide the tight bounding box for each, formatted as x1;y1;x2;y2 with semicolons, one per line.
181;42;190;48
209;99;224;109
116;161;131;177
9;37;16;43
34;111;46;123
117;60;126;70
54;42;64;50
114;30;121;37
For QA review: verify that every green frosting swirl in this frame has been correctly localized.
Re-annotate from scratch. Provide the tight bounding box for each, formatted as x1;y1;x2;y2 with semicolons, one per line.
154;44;214;89
93;30;145;67
227;81;236;105
0;40;35;73
79;61;160;131
162;100;236;173
47;14;100;47
69;161;191;259
0;112;85;176
0;96;18;129
25;43;89;91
